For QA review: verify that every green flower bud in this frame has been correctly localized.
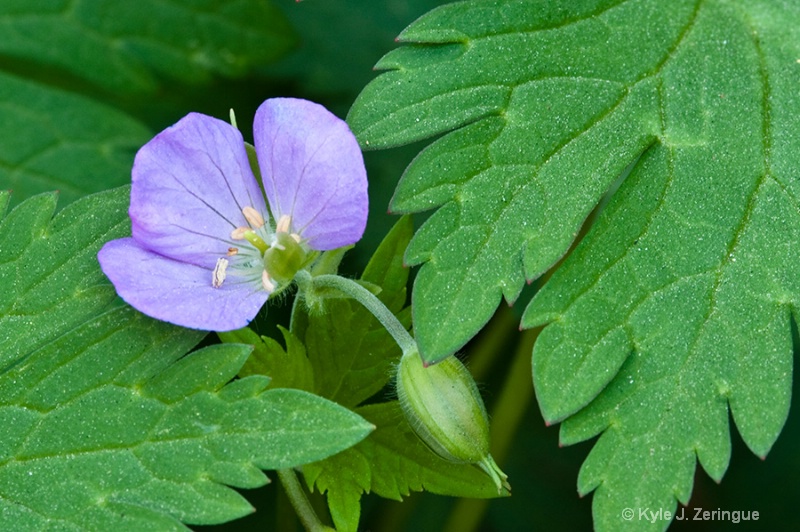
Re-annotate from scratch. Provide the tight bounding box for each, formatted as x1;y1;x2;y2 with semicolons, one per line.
396;350;510;493
263;232;307;285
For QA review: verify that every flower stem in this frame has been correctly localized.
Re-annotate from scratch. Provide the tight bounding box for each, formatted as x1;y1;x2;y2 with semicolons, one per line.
298;271;417;357
277;468;334;532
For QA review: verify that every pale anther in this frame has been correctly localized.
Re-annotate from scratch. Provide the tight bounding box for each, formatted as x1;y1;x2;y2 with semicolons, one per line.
242;206;265;229
212;257;229;288
276;214;292;233
231;227;249;240
262;270;276;292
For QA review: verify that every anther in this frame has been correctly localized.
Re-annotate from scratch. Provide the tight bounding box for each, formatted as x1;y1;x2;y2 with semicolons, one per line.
227;247;239;256
231;227;248;240
212;258;229;288
261;270;276;292
242;206;266;229
276;214;292;233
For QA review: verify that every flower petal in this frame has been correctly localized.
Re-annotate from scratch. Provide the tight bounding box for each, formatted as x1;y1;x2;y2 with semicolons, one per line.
130;112;268;268
253;98;368;250
98;238;268;331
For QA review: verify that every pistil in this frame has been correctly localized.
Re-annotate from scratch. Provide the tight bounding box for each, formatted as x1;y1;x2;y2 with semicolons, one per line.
231;227;269;254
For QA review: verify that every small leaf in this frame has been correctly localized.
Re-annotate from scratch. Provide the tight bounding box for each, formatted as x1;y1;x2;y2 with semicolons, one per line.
303;403;507;532
222;325;315;392
291;216;414;409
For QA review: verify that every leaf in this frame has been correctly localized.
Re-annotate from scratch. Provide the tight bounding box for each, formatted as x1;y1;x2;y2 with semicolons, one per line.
0;190;373;529
0;0;295;95
0;0;296;209
222;325;316;393
0;72;151;208
287;217;507;531
302;402;508;532
0;187;130;369
348;0;800;529
291;216;414;409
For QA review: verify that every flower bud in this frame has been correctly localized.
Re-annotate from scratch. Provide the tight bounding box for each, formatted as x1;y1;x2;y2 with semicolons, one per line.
396;350;510;493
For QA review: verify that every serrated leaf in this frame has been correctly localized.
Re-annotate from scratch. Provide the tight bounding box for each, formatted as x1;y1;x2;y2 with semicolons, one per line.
293;217;506;531
291;216;414;409
0;0;295;95
348;0;800;529
0;190;373;529
302;402;507;532
222;325;315;393
0;187;130;369
0;72;151;208
350;0;682;363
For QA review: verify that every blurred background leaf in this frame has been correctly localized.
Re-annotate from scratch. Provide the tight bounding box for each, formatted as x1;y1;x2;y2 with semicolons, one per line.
0;0;295;206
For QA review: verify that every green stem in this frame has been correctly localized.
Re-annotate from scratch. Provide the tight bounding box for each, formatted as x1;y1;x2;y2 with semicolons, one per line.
277;468;334;532
297;271;417;356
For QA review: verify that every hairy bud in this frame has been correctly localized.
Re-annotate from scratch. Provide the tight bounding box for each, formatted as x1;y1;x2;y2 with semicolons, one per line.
396;350;510;492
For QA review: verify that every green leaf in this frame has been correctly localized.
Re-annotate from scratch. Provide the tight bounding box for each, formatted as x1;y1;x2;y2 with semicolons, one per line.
0;72;151;208
0;0;295;95
0;190;373;528
302;402;507;532
0;187;130;369
290;217;506;531
348;0;800;529
291;216;414;409
0;0;296;209
222;325;316;393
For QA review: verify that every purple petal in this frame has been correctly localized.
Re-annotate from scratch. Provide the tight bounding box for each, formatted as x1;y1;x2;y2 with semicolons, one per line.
130;113;268;269
98;238;268;331
253;98;368;250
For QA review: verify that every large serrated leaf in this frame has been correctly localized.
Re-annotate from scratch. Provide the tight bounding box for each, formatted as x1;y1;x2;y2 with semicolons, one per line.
0;190;373;529
349;0;684;362
0;187;130;369
0;0;295;95
348;0;800;529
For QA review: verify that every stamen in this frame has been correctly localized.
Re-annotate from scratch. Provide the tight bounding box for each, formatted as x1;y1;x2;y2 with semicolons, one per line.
212;258;229;288
290;233;302;243
276;214;292;233
227;247;239;256
231;227;248;240
231;227;268;254
262;270;276;292
242;206;266;229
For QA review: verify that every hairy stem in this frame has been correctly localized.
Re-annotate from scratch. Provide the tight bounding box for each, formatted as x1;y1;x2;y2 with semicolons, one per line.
298;271;416;356
277;468;334;532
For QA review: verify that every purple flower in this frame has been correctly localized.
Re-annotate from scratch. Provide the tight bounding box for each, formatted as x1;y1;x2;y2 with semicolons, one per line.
98;98;368;331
